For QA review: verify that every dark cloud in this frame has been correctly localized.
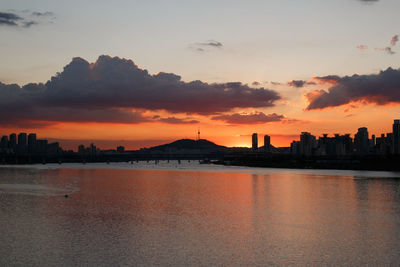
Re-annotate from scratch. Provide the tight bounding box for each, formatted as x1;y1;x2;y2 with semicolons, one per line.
252;81;261;86
158;117;199;124
288;80;306;88
0;12;22;26
0;10;54;28
211;112;284;125
306;67;400;110
0;55;280;126
288;80;316;88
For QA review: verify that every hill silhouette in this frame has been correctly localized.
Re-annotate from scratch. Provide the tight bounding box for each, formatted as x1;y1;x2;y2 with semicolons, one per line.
145;139;227;152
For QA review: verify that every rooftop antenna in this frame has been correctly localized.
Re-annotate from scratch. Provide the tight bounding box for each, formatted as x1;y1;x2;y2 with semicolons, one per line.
197;128;200;141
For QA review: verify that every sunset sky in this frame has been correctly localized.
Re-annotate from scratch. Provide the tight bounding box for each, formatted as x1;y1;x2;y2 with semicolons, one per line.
1;0;400;150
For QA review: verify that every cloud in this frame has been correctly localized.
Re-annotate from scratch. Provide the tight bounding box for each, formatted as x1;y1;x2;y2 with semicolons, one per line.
190;40;223;52
391;35;399;46
287;80;316;88
288;80;306;88
0;12;22;26
158;117;199;124
0;10;54;28
22;21;38;28
211;112;285;124
375;47;395;55
32;11;54;17
356;45;368;51
198;40;223;48
0;55;281;126
358;0;379;3
375;35;398;55
270;82;282;86
306;67;400;110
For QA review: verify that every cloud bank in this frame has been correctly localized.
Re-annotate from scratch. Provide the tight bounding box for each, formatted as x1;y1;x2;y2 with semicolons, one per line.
0;55;281;126
306;67;400;110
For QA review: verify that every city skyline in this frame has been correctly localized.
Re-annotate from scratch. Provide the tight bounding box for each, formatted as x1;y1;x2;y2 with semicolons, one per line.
1;0;400;148
2;119;399;154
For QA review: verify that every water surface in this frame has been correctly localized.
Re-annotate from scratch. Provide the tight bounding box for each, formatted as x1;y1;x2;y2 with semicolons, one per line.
1;163;400;266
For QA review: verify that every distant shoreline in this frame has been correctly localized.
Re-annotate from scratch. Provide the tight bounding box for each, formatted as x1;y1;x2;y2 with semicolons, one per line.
1;161;400;178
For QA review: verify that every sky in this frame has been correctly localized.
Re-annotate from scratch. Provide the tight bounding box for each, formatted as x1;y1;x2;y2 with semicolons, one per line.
1;0;400;150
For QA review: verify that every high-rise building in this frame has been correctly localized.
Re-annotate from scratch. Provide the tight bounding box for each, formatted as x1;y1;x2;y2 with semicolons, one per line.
0;136;8;153
264;135;270;152
252;133;258;151
17;133;27;154
299;132;316;156
354;127;369;155
36;140;48;154
28;133;37;154
9;133;16;153
393;120;400;154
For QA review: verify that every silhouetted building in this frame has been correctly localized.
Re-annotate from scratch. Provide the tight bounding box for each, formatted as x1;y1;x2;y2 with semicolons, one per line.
28;133;37;154
117;146;125;153
0;136;8;153
299;132;316;156
9;133;16;153
78;145;85;154
376;133;393;155
36;140;48;154
252;133;258;151
354;127;369;155
393;120;400;154
264;135;270;152
17;133;27;154
291;141;300;156
47;142;61;155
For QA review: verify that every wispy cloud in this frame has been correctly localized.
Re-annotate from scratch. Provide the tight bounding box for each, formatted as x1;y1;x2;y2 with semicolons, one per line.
391;35;399;46
32;11;54;17
0;10;55;28
211;112;284;125
375;46;395;55
190;40;223;52
158;117;199;124
358;0;379;3
356;44;368;51
375;35;398;55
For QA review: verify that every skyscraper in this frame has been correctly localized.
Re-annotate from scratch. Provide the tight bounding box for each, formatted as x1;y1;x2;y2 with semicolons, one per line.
300;132;316;156
17;133;27;154
28;133;37;154
9;133;16;153
393;120;400;155
252;133;258;151
354;127;369;155
264;134;270;152
0;136;8;153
